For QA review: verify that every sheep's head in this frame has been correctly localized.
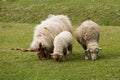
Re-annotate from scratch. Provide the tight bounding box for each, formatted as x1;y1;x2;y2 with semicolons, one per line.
51;53;63;61
86;46;102;60
36;43;48;60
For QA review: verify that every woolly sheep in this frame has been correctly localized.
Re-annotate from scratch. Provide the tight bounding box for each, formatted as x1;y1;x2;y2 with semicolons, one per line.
11;15;72;60
75;20;101;60
51;31;73;61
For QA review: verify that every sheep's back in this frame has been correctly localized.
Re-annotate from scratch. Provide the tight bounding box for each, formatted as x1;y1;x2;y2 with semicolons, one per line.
31;15;72;52
75;20;100;45
54;31;72;48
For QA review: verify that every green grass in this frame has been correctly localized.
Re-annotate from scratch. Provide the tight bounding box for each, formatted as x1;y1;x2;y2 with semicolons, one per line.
0;0;120;79
0;0;120;26
0;22;120;80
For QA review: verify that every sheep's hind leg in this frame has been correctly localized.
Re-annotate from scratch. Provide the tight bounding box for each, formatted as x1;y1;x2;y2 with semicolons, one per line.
68;44;73;59
63;49;67;61
83;46;89;60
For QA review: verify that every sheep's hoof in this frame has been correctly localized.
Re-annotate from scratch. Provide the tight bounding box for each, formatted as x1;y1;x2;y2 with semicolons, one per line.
85;56;89;60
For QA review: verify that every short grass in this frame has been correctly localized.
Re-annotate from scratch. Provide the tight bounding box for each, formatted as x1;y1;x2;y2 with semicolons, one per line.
0;22;120;80
0;0;120;26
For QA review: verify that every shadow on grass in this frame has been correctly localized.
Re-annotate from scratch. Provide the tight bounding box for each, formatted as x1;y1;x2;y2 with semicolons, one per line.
9;49;120;63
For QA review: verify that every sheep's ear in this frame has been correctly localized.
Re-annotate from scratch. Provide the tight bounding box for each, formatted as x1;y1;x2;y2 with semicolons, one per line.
85;49;89;52
99;47;102;50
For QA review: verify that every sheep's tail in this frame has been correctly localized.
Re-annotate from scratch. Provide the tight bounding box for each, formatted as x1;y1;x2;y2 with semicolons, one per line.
11;48;35;52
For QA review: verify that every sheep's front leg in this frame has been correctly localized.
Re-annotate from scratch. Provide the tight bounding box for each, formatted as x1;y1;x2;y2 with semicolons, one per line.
68;44;73;59
63;49;67;61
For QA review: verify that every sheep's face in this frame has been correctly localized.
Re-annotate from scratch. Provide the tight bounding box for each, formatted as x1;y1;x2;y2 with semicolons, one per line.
36;43;48;60
89;49;99;60
51;53;62;61
86;46;101;60
36;51;45;60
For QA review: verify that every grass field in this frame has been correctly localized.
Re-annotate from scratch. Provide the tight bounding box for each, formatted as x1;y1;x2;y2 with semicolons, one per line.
0;22;120;80
0;0;120;80
0;0;120;26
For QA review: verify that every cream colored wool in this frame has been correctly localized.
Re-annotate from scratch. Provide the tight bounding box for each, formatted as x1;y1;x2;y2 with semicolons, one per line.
53;31;73;55
30;15;72;53
75;20;101;60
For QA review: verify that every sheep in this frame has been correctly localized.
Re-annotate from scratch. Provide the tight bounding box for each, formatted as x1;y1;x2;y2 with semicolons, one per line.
75;20;101;60
51;31;73;61
11;14;72;60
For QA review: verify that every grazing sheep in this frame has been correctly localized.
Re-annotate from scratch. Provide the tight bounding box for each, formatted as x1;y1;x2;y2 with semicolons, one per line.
51;31;73;61
11;15;72;60
75;20;101;60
